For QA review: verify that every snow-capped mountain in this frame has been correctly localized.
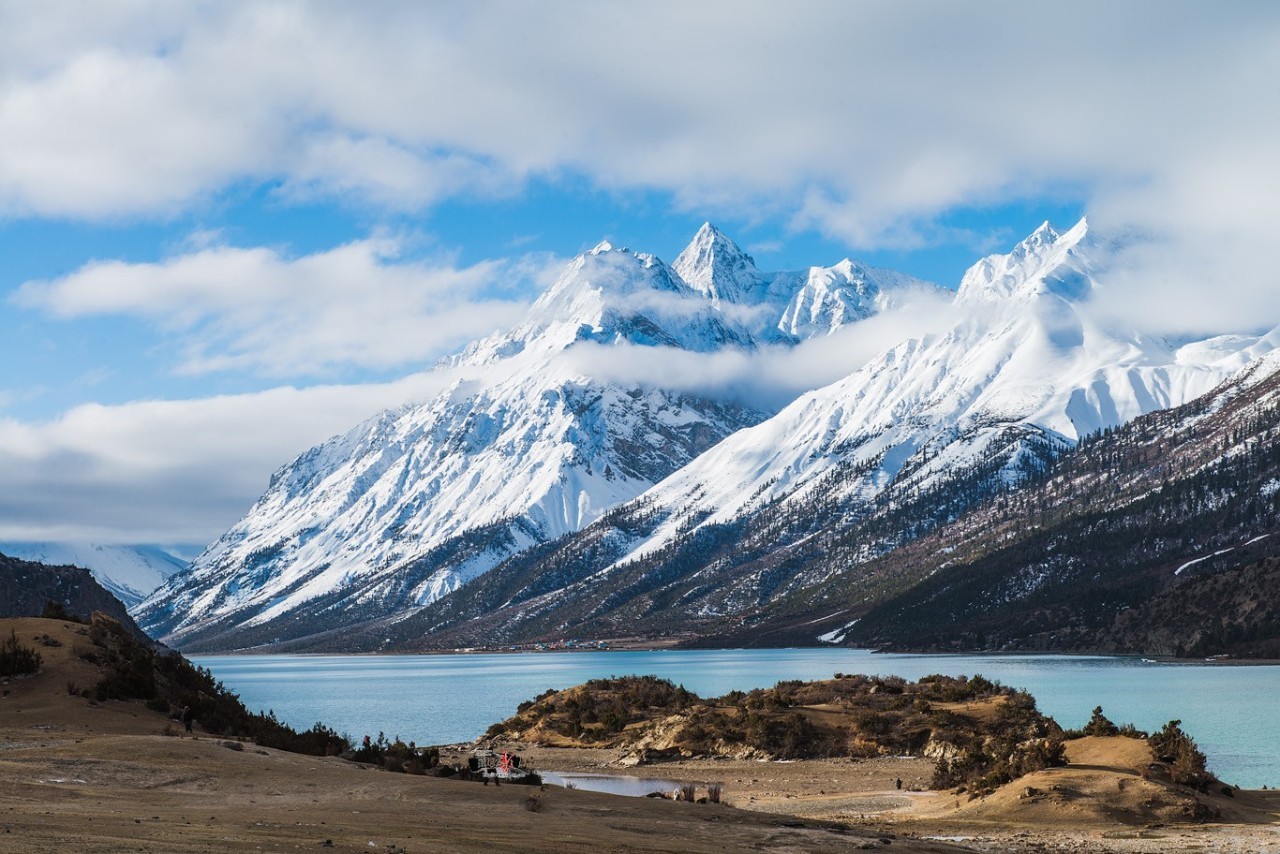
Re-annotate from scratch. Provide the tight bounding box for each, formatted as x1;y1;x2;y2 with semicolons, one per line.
672;222;940;341
547;219;1270;573
0;542;186;609
136;227;935;650
846;347;1280;655
358;218;1278;650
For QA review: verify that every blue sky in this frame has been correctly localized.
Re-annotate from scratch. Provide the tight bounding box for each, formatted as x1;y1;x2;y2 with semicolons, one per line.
1;1;1277;547
0;185;1084;419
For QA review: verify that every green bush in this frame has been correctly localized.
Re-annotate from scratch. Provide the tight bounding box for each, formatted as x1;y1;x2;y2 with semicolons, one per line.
497;672;1069;791
745;711;839;759
1149;720;1212;791
350;732;440;772
0;631;41;677
1081;705;1120;736
1064;706;1147;740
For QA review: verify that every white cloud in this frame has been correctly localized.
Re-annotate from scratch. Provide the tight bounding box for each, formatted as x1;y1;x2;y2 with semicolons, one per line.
558;293;956;412
0;5;1270;229
2;3;1280;338
13;236;538;377
3;1;1280;546
1;3;1275;334
0;373;457;544
0;279;954;545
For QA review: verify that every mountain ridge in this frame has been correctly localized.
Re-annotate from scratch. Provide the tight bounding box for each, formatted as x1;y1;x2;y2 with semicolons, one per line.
137;219;1278;655
136;223;937;650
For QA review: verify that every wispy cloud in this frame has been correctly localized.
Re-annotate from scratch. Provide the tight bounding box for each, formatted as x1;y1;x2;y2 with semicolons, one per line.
13;236;539;377
557;292;956;412
0;372;458;543
3;1;1279;546
1;3;1274;333
0;274;954;544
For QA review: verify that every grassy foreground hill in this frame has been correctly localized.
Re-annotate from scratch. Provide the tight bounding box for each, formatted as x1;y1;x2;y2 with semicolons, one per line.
0;616;967;854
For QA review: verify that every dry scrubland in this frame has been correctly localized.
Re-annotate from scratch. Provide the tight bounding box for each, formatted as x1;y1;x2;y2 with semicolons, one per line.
2;617;1279;853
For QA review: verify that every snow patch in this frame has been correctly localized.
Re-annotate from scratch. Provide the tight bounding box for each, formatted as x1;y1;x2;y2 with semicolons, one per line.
818;618;860;644
1174;548;1235;576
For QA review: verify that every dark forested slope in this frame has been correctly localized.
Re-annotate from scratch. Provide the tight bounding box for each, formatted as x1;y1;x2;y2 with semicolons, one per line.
838;355;1280;655
0;551;152;643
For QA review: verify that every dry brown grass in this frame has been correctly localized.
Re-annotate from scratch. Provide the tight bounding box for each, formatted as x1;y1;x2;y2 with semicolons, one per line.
0;618;966;854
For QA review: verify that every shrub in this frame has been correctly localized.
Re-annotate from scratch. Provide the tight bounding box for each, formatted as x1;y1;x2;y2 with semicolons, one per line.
78;612;349;758
495;672;1071;792
1082;706;1120;737
745;712;838;759
40;601;83;623
0;631;41;677
351;733;444;775
1065;706;1147;740
1150;720;1212;791
854;709;894;737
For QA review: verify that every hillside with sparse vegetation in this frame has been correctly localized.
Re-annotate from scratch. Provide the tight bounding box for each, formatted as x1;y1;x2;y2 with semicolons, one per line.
485;674;1066;794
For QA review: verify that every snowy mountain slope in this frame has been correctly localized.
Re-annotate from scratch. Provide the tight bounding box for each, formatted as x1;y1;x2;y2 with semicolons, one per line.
842;347;1280;654
575;219;1271;572
456;238;755;365
361;219;1278;650
138;372;760;649
776;258;944;340
136;227;931;651
0;542;185;609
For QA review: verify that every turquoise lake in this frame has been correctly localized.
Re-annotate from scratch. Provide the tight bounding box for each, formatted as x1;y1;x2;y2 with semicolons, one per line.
190;649;1280;788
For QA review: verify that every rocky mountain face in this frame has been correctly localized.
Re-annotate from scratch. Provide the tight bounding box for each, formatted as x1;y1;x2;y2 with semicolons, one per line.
0;551;153;643
0;543;185;609
137;225;940;651
350;220;1275;653
671;223;935;341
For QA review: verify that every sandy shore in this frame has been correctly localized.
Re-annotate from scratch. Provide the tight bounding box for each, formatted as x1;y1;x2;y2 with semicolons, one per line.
489;743;1280;854
2;727;963;853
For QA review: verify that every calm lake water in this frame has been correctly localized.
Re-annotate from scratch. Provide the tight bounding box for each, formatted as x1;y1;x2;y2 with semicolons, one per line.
190;648;1280;788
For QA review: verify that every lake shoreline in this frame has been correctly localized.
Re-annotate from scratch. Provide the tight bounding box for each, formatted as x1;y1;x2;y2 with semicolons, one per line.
9;617;1278;854
191;647;1280;788
188;641;1280;666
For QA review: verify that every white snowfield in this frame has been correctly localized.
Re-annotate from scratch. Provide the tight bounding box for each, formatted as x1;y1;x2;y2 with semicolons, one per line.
136;224;936;645
136;219;1278;648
